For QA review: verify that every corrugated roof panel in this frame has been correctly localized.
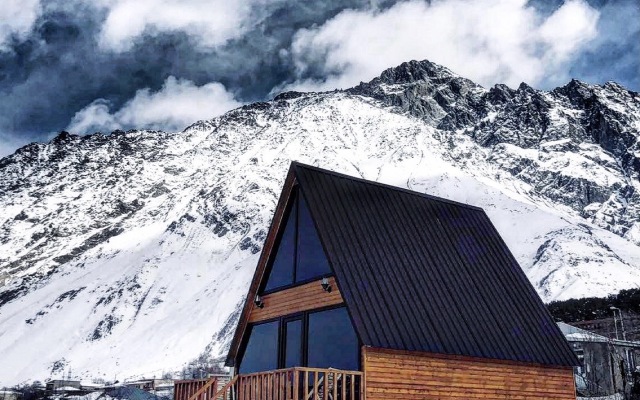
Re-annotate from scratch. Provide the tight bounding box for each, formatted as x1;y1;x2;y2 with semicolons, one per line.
294;162;578;367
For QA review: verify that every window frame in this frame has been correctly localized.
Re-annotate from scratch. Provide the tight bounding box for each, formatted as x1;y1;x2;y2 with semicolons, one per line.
236;319;280;374
237;305;361;374
281;315;305;368
260;186;333;295
306;305;361;371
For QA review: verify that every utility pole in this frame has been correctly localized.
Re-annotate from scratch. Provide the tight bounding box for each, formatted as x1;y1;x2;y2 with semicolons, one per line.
611;306;627;340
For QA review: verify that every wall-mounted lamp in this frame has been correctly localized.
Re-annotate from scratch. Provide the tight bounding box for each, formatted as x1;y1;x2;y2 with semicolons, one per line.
321;277;332;293
254;295;264;308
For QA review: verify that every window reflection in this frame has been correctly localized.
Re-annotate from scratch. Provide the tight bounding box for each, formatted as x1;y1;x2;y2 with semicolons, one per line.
238;307;359;373
264;190;331;292
297;194;331;281
285;319;302;368
308;308;359;370
239;321;279;374
264;201;297;291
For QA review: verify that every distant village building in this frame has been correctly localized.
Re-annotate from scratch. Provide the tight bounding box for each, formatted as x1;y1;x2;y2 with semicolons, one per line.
43;380;109;397
125;379;175;392
45;379;82;395
572;312;640;342
175;162;578;400
0;390;23;400
559;322;640;399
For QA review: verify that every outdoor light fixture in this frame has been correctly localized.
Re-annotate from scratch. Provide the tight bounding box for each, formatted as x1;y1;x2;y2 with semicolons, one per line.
254;295;264;308
321;277;332;293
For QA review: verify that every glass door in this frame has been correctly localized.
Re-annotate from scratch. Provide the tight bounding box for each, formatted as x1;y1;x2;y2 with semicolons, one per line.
283;317;303;368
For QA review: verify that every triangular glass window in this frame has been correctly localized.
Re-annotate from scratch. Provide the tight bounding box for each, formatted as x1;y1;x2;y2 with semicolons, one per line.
296;194;331;281
263;188;331;292
264;195;297;291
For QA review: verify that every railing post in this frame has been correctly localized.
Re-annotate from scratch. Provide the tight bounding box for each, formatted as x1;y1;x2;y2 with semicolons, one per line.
314;372;319;400
332;373;337;400
349;374;354;400
323;372;328;400
303;371;308;400
266;372;270;400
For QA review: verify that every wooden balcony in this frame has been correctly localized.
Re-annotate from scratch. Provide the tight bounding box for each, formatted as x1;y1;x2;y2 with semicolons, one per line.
177;367;363;400
174;375;231;400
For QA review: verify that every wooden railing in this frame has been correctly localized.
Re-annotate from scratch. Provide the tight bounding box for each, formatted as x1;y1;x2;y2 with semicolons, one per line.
175;378;213;400
174;375;232;400
235;367;363;400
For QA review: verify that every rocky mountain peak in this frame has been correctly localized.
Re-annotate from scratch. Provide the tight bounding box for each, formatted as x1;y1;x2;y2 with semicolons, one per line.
553;79;594;107
376;59;458;84
347;59;485;130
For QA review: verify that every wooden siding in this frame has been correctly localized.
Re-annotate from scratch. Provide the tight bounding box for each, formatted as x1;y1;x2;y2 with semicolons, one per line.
363;347;576;400
248;277;343;323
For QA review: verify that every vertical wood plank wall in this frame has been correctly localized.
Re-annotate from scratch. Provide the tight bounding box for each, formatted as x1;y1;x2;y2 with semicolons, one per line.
363;347;576;400
248;277;343;323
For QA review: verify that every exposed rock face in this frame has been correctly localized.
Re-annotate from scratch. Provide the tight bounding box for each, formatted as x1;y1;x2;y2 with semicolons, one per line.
0;59;638;384
352;60;640;241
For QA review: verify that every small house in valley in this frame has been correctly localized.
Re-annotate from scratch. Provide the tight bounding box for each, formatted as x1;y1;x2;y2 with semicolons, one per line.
559;322;640;398
188;162;579;400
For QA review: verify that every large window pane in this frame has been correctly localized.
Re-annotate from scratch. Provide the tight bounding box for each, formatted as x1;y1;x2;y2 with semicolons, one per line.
239;321;279;374
308;307;359;370
296;194;330;282
265;200;297;291
284;319;302;368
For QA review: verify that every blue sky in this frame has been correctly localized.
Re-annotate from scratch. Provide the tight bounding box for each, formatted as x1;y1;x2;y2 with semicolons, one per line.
0;0;638;157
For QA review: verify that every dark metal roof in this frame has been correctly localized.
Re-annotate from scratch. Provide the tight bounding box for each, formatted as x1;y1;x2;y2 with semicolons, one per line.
293;162;578;366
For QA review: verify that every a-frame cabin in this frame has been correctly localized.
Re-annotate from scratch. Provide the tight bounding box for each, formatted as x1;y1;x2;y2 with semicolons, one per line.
196;162;578;400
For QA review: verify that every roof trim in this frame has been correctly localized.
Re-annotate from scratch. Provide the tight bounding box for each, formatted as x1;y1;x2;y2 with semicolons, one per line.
225;166;298;366
290;161;484;212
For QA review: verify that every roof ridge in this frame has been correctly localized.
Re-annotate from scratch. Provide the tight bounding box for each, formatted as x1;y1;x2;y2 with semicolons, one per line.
291;161;484;212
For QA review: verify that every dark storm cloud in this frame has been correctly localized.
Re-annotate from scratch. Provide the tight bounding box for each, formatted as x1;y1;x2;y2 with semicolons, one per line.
0;0;637;157
0;0;387;154
527;0;640;90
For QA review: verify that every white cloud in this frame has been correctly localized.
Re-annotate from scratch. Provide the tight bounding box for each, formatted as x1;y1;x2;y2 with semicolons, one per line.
66;77;242;134
0;0;41;50
284;0;599;92
98;0;270;52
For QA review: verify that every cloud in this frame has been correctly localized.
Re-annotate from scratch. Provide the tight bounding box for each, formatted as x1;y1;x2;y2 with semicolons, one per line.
0;0;41;50
0;0;636;159
284;0;600;91
66;77;242;134
567;0;640;90
98;0;274;52
0;0;378;155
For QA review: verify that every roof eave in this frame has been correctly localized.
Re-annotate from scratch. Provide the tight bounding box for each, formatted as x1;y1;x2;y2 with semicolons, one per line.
224;164;299;366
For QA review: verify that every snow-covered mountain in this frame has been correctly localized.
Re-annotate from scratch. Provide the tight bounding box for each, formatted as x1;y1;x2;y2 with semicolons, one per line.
0;60;639;385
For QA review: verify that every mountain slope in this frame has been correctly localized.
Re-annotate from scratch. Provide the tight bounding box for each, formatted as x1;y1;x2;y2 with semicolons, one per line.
0;60;639;385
